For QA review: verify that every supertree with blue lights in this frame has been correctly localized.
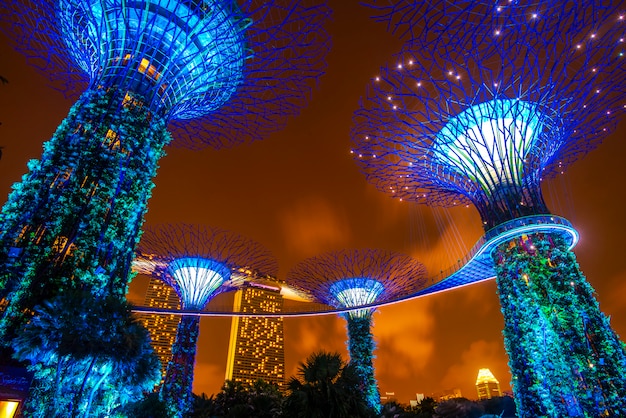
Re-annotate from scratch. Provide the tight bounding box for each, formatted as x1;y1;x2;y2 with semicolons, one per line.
352;2;626;416
286;248;427;414
133;223;278;417
0;0;331;343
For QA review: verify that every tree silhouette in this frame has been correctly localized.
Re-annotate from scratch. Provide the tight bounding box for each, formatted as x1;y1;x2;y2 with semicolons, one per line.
284;351;372;418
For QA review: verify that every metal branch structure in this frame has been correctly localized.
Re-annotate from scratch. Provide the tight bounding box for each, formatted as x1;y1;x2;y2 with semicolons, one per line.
134;223;278;417
364;1;619;49
352;2;626;416
0;0;331;343
286;248;427;413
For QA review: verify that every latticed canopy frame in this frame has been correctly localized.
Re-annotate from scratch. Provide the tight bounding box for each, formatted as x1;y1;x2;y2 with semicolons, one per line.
57;0;250;119
352;6;626;228
134;223;278;310
364;1;621;48
286;248;428;316
0;0;332;148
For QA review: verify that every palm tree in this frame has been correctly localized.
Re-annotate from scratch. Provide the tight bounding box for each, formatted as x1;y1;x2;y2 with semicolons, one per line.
11;290;160;417
283;351;372;418
187;392;218;418
212;379;283;418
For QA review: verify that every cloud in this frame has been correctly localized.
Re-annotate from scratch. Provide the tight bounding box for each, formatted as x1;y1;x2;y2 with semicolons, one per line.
278;196;352;259
439;339;511;395
373;299;436;380
192;362;226;396
284;315;348;378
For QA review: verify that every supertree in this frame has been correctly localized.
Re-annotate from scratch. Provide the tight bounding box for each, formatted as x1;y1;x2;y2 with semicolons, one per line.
133;223;278;417
351;2;626;416
286;248;427;413
0;0;331;341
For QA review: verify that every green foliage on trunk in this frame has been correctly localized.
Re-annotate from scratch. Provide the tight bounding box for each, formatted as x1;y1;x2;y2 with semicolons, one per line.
0;86;171;342
160;315;201;418
493;233;626;417
346;312;381;413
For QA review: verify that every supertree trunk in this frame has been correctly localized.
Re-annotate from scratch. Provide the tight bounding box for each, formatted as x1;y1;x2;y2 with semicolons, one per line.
0;87;171;342
160;315;200;417
345;312;381;413
493;233;626;417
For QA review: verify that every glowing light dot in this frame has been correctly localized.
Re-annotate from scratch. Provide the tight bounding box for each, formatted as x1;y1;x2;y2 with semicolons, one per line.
393;105;397;110
456;75;461;79
532;13;538;18
397;64;402;69
596;89;600;93
408;60;414;65
375;77;380;81
576;44;582;49
387;96;392;100
494;30;501;36
417;82;422;87
591;34;596;38
448;71;453;75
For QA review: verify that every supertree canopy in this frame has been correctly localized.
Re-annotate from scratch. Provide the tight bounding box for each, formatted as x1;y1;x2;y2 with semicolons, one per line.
352;2;626;416
133;223;278;417
286;248;428;413
0;0;330;343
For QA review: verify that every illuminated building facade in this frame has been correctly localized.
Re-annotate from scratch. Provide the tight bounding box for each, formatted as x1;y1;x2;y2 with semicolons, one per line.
435;388;463;402
476;368;501;400
139;277;181;385
225;283;285;389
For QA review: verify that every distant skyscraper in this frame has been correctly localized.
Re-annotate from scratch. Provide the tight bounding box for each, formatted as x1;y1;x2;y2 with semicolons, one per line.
435;388;463;402
225;282;285;389
140;277;181;385
476;368;501;400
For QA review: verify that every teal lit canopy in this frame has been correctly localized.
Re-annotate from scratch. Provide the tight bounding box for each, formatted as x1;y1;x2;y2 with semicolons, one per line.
57;0;251;119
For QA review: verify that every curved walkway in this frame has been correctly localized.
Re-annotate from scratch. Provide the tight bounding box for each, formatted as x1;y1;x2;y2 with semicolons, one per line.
131;215;579;318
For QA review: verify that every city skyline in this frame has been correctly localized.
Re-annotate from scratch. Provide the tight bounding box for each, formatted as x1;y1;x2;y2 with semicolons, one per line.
1;2;626;405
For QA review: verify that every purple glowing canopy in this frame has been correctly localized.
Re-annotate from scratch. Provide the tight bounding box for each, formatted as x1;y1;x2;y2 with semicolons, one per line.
352;4;626;227
286;248;427;314
133;223;278;310
0;0;332;149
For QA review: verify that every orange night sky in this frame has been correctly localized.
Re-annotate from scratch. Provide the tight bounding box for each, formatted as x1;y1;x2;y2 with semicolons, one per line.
1;2;625;405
